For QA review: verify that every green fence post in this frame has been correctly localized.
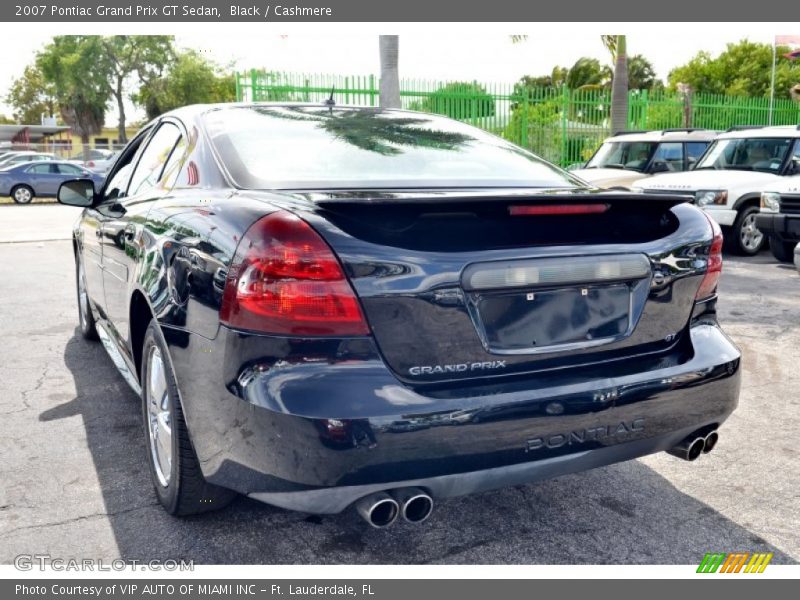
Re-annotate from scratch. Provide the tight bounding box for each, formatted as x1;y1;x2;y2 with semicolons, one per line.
561;85;569;167
641;89;649;129
250;68;259;102
520;90;529;148
235;72;241;102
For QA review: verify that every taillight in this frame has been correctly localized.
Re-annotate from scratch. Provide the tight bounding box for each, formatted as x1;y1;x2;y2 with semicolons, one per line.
220;211;369;336
695;214;723;301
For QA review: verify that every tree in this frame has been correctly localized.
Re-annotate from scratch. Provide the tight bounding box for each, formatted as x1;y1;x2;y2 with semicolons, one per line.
134;50;235;120
37;36;111;147
514;67;569;91
603;35;629;134
6;65;58;124
566;57;610;89
99;36;174;143
668;40;800;99
379;35;400;108
627;55;658;90
416;81;495;119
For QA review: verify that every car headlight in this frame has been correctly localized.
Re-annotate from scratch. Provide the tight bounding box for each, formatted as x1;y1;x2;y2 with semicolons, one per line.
761;192;781;212
695;190;728;207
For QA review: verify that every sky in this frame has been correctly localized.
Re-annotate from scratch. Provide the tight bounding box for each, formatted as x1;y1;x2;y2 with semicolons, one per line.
0;27;781;125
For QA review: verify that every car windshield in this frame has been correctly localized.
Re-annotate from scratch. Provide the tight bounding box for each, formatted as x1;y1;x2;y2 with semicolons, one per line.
695;137;794;173
204;106;585;189
585;141;658;172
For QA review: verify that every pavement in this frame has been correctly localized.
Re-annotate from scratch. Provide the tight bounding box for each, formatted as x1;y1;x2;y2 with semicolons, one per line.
0;204;798;565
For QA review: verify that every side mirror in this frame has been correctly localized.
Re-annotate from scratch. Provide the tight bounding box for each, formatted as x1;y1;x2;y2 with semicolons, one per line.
649;161;670;174
58;179;96;207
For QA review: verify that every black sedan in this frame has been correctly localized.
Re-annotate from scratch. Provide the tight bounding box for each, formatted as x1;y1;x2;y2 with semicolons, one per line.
58;104;740;527
1;160;104;204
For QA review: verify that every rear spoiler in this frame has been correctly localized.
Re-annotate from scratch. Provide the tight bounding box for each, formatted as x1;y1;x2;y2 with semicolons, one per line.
313;191;693;210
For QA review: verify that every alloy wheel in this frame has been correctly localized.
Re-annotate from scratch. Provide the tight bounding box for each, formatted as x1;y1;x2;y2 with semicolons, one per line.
146;346;173;487
739;212;764;252
14;187;32;203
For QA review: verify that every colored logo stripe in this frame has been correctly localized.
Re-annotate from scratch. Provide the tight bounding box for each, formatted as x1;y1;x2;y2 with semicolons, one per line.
697;552;773;573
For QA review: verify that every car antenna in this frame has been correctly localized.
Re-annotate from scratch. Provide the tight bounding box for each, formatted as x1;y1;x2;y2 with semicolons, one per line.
324;87;336;111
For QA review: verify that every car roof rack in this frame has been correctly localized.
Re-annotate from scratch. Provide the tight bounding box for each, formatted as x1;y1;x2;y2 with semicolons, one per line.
725;125;764;132
611;130;648;136
660;128;708;133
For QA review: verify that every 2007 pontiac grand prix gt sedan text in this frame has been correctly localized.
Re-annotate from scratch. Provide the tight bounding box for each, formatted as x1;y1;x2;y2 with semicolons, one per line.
58;103;740;527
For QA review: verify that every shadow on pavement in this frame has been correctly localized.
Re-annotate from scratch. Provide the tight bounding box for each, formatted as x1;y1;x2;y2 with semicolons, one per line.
44;329;794;565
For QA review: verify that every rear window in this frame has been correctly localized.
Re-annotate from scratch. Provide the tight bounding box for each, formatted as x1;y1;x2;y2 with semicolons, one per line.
203;105;584;190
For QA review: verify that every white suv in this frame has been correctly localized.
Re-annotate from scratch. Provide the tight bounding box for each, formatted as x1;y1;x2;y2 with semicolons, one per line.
635;126;800;255
757;178;800;262
571;129;717;189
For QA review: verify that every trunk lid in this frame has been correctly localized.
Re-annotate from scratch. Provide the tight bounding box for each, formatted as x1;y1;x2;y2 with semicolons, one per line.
273;190;712;384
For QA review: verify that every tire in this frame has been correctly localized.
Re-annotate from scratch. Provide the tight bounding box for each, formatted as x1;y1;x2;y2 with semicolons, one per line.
140;321;236;516
725;205;766;256
76;256;99;341
11;185;34;204
769;235;796;263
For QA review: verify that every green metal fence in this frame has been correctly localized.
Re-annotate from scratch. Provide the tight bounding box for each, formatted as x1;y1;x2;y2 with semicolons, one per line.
235;70;800;167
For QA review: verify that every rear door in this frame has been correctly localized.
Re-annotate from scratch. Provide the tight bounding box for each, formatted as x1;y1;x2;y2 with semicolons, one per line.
23;164;54;194
40;163;66;196
101;120;186;347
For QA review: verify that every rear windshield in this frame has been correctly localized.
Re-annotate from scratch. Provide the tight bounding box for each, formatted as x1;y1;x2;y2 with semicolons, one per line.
203;105;585;189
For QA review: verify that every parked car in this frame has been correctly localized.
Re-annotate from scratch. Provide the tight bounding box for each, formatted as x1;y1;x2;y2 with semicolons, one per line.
635;126;800;255
571;129;717;189
0;151;57;170
71;148;120;175
0;161;104;204
757;179;800;262
58;104;740;526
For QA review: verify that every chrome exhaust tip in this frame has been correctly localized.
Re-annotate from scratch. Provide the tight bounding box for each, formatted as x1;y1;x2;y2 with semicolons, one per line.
355;492;399;528
703;430;719;454
667;436;705;461
392;487;434;524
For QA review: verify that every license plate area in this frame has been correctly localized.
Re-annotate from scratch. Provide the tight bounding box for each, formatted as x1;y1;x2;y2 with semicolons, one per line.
461;254;651;356
467;284;632;354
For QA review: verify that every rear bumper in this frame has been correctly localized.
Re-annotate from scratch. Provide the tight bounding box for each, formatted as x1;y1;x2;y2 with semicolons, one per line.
164;321;740;514
250;423;714;514
755;213;800;242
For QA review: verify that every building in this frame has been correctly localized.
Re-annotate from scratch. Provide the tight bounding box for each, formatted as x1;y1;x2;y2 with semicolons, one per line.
0;124;139;158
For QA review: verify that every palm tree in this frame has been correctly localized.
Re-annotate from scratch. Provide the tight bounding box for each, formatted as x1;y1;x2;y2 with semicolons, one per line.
252;106;474;156
379;36;400;109
602;35;629;134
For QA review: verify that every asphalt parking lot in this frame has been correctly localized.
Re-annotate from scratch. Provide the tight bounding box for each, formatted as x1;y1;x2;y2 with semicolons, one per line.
0;204;798;565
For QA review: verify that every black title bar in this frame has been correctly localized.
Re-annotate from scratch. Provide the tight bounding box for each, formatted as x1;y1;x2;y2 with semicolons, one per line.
3;0;800;21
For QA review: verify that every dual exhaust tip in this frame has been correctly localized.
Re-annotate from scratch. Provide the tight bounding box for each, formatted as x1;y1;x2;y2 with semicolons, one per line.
357;430;722;524
355;488;433;528
668;429;719;461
